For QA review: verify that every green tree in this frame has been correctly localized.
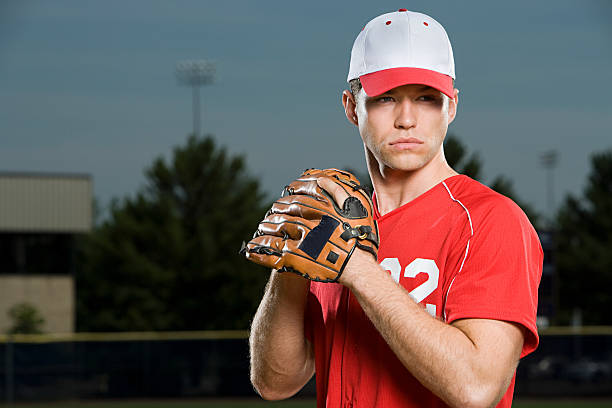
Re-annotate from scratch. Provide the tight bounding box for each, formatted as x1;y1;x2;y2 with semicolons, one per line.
7;302;45;334
444;133;483;180
555;149;612;325
77;135;270;331
445;134;541;229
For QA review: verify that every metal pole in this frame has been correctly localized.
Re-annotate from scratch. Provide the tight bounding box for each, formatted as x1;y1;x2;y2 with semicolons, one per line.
539;150;559;227
546;164;554;217
539;150;560;325
192;86;201;137
175;60;215;137
5;336;14;404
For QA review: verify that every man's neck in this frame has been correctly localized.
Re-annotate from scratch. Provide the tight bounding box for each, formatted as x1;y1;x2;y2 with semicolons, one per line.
368;154;458;217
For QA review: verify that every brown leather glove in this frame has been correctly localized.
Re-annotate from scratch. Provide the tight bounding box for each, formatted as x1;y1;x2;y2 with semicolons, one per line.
240;168;379;282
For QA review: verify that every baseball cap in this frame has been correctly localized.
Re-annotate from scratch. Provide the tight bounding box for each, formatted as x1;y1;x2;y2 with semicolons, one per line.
347;9;455;98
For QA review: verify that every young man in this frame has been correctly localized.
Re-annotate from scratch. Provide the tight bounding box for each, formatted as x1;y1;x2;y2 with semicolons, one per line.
248;9;542;408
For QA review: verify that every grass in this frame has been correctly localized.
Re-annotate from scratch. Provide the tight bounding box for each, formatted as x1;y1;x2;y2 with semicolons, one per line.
4;398;612;408
5;400;313;408
514;400;612;408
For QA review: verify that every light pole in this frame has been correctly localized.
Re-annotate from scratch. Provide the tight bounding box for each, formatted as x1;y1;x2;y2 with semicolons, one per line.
175;60;216;137
539;149;559;225
539;149;559;327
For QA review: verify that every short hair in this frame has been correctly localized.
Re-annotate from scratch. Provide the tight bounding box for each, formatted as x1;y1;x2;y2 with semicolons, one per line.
349;78;363;99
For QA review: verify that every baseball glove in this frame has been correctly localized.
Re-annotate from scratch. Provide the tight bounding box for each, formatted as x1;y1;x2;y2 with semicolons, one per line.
240;168;379;282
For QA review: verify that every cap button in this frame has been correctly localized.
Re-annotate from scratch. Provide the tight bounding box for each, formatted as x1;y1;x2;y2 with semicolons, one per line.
398;8;407;12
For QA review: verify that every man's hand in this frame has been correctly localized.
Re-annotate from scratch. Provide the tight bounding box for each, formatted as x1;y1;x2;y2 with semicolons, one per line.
240;168;379;283
315;176;378;286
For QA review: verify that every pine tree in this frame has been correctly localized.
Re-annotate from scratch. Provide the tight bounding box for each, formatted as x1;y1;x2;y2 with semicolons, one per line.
77;135;269;331
445;134;541;229
555;149;612;324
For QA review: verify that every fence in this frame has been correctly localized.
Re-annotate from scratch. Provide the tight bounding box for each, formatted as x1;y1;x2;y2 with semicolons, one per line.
1;327;611;402
0;331;262;401
516;326;612;397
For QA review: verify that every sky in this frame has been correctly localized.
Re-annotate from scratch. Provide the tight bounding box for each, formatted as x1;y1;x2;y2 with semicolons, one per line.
0;0;610;219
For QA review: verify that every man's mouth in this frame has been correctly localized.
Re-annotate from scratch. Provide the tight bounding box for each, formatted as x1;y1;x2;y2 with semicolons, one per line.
390;137;424;149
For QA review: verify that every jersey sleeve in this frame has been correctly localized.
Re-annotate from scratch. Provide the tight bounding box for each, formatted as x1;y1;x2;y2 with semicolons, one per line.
444;196;543;358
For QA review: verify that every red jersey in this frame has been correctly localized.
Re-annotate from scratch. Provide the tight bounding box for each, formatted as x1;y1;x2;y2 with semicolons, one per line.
304;175;543;408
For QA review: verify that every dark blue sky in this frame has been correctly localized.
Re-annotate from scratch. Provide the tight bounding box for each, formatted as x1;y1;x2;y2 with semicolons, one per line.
1;0;610;217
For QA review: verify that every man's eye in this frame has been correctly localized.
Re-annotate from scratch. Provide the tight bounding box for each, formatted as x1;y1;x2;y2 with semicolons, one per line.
418;95;443;103
377;96;394;102
419;95;436;101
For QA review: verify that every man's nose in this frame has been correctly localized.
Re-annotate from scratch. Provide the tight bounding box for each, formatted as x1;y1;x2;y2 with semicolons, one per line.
394;99;416;129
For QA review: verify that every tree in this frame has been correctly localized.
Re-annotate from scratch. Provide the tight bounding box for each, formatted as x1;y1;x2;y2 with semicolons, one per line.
555;149;612;325
445;134;541;229
444;134;483;180
7;302;45;334
77;135;270;331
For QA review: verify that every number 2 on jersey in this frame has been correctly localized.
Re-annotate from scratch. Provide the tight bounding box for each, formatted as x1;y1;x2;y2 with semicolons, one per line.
380;258;439;317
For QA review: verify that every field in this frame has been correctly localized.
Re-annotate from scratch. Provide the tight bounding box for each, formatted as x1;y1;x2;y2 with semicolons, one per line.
5;399;612;408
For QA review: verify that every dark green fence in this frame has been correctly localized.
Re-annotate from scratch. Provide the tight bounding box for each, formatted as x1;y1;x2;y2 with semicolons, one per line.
0;331;261;401
1;328;611;402
516;327;612;397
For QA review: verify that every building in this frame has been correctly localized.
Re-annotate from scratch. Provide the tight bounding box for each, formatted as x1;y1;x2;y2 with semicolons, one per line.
0;172;92;333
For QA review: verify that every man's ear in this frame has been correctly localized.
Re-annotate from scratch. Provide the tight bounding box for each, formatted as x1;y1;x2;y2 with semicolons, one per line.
342;90;359;126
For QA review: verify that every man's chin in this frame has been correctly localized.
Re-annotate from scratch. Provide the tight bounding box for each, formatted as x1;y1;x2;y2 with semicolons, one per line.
379;163;426;175
381;157;425;172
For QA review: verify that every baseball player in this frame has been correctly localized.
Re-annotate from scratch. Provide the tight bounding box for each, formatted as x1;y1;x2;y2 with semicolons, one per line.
243;9;542;408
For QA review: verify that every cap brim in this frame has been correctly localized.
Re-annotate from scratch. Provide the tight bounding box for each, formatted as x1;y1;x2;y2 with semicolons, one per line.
360;67;454;99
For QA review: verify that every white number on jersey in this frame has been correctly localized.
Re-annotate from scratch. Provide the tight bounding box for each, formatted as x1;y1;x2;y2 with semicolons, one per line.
380;258;439;317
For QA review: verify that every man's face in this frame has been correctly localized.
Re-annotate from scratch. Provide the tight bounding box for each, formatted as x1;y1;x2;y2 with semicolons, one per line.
347;84;458;174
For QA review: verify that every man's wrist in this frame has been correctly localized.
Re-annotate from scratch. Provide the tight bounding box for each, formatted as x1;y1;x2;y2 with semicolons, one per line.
338;247;382;288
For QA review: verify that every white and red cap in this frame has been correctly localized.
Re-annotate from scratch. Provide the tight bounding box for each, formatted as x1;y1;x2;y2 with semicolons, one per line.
347;9;455;98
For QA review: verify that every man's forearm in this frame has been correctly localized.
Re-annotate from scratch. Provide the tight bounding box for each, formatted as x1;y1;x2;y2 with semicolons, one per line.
249;271;314;400
341;250;522;408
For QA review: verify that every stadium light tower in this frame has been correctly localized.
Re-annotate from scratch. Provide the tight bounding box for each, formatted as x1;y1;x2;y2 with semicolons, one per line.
175;60;216;136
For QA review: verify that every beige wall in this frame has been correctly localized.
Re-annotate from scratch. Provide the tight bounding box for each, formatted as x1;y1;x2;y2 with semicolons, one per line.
0;173;92;232
0;275;74;333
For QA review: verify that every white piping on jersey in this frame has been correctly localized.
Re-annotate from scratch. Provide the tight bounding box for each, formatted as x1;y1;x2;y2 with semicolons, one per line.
441;181;474;322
